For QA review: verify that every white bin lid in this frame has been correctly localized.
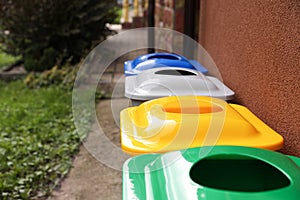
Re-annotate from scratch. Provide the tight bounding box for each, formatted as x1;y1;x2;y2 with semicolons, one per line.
125;67;235;101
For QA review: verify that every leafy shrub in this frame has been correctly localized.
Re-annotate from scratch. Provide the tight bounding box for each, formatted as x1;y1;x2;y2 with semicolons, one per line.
24;64;107;101
24;47;59;72
24;65;78;90
0;0;118;71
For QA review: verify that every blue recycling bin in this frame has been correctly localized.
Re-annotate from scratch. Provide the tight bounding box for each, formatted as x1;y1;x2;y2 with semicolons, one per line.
124;53;208;76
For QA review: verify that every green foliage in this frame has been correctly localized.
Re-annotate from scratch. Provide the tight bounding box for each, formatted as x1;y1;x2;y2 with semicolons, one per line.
24;47;58;72
0;0;118;71
0;47;20;69
24;64;107;101
0;81;93;199
110;6;123;24
24;65;78;90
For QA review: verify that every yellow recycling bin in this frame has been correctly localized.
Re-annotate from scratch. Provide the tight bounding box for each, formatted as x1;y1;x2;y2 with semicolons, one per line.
120;96;283;155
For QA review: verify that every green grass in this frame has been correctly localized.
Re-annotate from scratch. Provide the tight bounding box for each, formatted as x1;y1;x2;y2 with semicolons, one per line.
0;81;90;199
0;50;20;69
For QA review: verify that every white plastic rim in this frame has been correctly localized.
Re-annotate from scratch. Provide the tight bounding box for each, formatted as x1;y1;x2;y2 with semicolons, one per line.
72;27;227;173
125;67;235;100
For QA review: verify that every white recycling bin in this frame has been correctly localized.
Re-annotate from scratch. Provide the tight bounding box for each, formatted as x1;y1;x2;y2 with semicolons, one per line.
125;67;235;105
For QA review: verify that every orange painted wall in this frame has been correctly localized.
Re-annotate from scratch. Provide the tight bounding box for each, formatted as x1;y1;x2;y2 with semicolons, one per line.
199;0;300;156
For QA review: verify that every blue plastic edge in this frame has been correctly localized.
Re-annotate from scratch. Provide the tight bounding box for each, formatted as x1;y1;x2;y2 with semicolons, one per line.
124;53;208;76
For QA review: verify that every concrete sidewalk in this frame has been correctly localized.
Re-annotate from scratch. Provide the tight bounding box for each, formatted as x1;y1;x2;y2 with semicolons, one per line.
48;98;128;200
48;47;147;200
46;22;151;198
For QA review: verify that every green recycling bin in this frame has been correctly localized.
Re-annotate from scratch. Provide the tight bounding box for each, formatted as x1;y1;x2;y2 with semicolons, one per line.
123;146;300;200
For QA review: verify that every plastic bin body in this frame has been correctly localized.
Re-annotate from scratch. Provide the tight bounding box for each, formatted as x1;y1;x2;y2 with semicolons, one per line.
120;96;283;155
123;146;300;200
124;53;208;76
125;67;235;104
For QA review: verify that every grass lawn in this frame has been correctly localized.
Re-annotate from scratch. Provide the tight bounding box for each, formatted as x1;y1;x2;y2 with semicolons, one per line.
0;81;89;199
0;49;20;70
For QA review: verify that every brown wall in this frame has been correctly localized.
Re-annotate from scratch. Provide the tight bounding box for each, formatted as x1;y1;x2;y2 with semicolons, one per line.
199;0;300;156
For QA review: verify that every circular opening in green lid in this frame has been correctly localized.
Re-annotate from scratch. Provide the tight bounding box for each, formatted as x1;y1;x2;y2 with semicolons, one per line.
190;154;290;192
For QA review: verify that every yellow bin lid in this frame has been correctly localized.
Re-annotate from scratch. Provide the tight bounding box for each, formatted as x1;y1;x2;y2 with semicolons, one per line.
120;96;283;155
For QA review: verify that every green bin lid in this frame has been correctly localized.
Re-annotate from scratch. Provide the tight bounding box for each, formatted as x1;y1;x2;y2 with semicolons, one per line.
123;146;300;200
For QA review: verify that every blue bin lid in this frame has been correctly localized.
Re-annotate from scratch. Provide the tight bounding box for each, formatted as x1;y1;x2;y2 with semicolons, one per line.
124;53;208;76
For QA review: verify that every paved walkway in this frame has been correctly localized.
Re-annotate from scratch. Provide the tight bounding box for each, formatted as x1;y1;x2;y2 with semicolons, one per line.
48;44;147;200
48;98;127;200
47;23;151;199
